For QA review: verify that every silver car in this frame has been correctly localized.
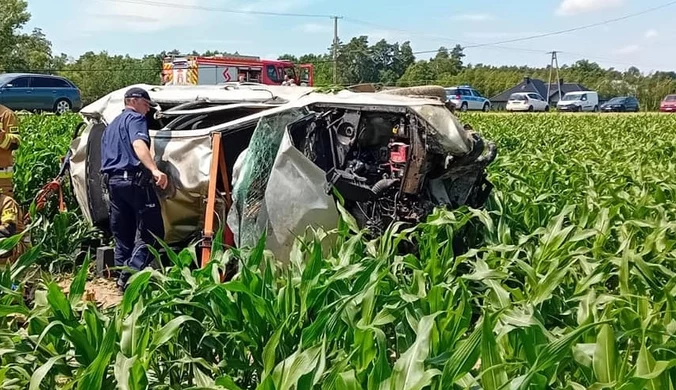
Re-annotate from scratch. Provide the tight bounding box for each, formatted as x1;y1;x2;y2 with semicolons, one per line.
445;85;491;112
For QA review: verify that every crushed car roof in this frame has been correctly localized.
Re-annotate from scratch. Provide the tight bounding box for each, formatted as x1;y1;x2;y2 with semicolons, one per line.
79;83;446;126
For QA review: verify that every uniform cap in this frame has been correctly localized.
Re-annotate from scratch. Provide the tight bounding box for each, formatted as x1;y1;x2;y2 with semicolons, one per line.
124;87;158;107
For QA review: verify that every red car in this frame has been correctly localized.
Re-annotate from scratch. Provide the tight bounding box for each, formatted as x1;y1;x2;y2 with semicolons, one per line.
660;94;676;112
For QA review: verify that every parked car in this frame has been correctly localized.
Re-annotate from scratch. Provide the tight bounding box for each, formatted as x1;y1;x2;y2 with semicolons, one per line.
445;85;491;112
557;91;599;112
659;94;676;112
506;92;550;112
0;73;82;114
600;96;640;112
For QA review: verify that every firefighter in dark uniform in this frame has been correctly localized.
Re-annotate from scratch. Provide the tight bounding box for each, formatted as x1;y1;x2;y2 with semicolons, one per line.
101;87;168;290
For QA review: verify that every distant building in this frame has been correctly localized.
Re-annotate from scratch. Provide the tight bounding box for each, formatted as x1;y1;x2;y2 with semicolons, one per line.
490;77;589;110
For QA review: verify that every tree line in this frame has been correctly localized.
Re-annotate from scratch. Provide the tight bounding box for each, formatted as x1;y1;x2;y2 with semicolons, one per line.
2;0;676;109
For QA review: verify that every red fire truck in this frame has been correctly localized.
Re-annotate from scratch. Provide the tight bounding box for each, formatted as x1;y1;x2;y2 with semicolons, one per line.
161;54;314;86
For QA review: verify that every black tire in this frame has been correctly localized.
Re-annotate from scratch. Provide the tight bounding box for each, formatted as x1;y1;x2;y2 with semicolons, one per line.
544;105;550;112
593;105;599;112
460;102;468;112
576;106;582;112
528;106;534;112
482;103;490;112
54;99;72;115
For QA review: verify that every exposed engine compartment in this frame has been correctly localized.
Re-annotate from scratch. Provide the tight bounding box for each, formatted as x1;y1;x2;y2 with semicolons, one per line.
288;104;496;235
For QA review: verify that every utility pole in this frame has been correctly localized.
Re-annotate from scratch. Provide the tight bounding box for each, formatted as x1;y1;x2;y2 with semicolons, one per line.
546;51;562;104
332;16;342;85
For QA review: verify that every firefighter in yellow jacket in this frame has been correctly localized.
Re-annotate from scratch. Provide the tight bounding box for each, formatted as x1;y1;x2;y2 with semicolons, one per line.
0;191;26;263
0;105;24;263
0;104;20;197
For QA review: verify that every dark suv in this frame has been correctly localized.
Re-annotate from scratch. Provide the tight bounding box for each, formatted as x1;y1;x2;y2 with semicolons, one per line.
0;73;82;114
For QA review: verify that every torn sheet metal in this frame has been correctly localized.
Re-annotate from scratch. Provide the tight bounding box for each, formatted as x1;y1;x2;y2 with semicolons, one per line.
69;121;213;245
227;112;339;263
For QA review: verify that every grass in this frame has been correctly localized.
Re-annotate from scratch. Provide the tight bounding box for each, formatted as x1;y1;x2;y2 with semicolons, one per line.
0;112;674;389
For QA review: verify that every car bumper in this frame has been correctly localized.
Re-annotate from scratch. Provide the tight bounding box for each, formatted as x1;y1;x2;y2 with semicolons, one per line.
660;107;676;112
506;104;530;111
557;105;578;112
601;107;625;112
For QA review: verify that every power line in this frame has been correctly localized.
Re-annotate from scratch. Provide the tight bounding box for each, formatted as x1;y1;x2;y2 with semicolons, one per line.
91;0;339;18
343;18;547;55
463;0;676;48
342;18;671;69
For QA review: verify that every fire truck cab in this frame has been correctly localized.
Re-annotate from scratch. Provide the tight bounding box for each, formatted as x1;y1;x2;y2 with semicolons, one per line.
162;55;314;87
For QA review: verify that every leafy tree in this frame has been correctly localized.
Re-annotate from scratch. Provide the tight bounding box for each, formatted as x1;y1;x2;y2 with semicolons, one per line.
58;52;161;104
0;0;58;72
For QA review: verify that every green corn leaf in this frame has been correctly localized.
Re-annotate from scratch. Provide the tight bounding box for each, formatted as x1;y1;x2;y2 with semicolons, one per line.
69;252;91;305
113;353;148;390
389;313;441;390
215;376;244;390
77;319;118;390
480;313;507;390
271;343;323;390
634;343;671;388
47;281;73;321
263;323;286;377
150;315;199;352
441;318;482;388
29;355;63;390
120;270;152;317
336;370;362;390
593;324;618;384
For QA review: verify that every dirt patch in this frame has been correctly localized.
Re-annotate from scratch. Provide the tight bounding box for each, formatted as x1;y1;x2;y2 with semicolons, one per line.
56;276;122;309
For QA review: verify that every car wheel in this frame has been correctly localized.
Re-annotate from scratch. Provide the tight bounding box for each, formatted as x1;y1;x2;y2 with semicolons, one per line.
482;103;490;112
593;105;599;112
528;106;534;112
54;99;72;115
544;105;550;112
460;102;468;112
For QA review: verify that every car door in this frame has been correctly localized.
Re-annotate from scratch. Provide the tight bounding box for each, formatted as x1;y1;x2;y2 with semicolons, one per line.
0;76;33;110
469;89;481;110
580;93;590;111
30;76;60;111
630;98;639;111
534;94;547;110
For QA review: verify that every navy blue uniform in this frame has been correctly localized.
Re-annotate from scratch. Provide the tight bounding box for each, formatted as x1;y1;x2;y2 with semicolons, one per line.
101;108;164;288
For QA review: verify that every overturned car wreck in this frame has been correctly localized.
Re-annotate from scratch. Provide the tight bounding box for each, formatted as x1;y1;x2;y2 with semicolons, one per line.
69;83;496;262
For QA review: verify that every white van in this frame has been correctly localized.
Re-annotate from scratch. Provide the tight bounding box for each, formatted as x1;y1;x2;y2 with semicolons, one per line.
557;91;599;112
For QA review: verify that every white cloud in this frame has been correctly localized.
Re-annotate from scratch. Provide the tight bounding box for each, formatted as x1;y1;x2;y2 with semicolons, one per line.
614;44;641;55
452;14;495;22
645;29;659;39
557;0;624;16
298;23;331;33
463;31;541;39
81;0;318;32
82;0;204;32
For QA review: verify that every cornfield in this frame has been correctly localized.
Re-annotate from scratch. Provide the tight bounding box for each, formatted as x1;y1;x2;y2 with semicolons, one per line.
0;113;675;389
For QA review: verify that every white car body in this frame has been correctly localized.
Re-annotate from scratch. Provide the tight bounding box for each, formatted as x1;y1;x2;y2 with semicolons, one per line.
506;92;549;112
70;83;496;262
557;91;599;112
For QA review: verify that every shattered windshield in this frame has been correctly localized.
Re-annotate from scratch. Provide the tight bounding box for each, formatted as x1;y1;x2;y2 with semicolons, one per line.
412;105;471;156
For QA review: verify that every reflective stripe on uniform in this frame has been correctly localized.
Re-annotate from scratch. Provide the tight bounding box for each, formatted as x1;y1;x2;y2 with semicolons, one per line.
0;166;13;179
0;133;19;150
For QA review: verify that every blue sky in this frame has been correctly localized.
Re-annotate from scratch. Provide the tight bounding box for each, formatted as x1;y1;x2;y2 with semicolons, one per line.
25;0;675;72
